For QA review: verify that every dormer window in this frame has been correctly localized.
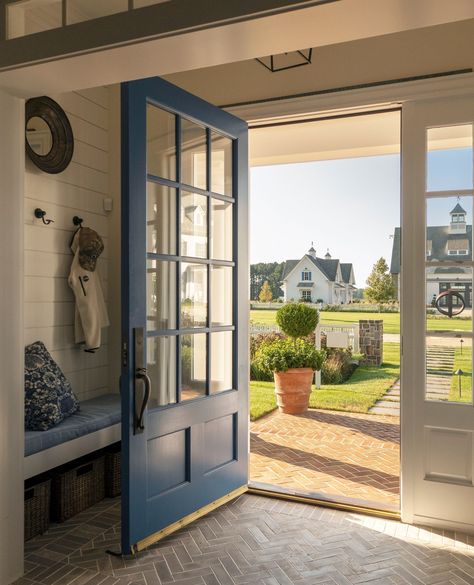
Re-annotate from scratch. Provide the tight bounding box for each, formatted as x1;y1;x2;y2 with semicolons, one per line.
447;238;469;256
302;270;312;281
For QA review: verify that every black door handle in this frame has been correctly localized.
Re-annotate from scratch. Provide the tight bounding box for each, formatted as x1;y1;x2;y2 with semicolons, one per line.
135;367;151;432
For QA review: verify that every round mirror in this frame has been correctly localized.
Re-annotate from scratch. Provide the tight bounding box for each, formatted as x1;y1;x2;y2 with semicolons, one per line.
25;96;74;174
26;116;53;156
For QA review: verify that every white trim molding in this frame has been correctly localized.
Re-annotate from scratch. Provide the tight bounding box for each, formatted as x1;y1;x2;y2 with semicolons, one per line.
227;72;474;123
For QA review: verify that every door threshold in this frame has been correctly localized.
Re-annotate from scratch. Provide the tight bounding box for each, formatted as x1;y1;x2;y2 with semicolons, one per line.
248;482;400;520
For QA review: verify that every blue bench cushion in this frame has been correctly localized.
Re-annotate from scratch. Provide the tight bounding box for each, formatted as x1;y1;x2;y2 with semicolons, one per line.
25;394;121;457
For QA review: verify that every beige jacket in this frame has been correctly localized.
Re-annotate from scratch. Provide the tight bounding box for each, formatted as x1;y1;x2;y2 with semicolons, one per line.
68;230;109;352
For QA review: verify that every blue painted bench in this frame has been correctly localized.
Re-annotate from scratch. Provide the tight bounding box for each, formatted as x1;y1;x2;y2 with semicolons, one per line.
24;394;121;479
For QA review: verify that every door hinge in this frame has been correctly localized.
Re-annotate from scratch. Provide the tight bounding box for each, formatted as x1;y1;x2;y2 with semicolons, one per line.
122;341;128;368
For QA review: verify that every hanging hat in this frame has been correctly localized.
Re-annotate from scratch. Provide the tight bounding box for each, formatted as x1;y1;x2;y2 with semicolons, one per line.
78;227;104;272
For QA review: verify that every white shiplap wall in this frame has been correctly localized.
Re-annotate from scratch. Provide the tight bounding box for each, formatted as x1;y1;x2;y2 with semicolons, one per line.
24;87;112;401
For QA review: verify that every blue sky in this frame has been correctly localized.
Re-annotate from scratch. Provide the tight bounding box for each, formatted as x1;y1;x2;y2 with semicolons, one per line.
250;154;401;286
250;147;472;287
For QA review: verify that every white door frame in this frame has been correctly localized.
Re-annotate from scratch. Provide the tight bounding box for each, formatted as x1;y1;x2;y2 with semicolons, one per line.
231;72;474;528
401;94;474;531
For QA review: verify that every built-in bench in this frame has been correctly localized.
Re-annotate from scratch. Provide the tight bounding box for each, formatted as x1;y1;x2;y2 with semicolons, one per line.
24;394;121;479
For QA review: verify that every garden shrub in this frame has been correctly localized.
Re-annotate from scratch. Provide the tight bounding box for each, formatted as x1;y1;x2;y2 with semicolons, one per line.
250;360;273;382
321;356;344;384
321;348;357;384
276;302;319;338
256;338;326;373
250;331;285;360
250;332;285;381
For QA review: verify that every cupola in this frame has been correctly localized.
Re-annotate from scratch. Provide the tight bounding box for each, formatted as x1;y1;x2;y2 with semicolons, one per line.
308;242;316;258
449;202;467;234
325;249;332;259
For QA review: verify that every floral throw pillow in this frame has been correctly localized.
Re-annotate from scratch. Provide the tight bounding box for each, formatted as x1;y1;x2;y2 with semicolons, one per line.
25;341;80;431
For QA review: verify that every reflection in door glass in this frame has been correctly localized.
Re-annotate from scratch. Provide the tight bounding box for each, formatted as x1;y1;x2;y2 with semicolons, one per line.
181;263;207;328
147;336;177;406
147;104;176;180
426;265;473;403
211;199;233;261
427;125;473;192
181;118;207;190
181;334;206;401
426;196;472;261
211;331;233;393
147;260;177;331
181;191;208;258
211;266;233;326
211;132;233;196
147;182;177;255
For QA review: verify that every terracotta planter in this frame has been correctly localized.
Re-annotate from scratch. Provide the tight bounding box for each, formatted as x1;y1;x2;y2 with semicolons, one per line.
274;368;314;414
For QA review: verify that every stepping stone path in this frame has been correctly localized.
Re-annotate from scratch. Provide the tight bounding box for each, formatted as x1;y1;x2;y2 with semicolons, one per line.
369;346;455;416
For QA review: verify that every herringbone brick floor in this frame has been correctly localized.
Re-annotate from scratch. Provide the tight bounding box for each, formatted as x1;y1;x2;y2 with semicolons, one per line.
16;493;474;585
250;409;400;508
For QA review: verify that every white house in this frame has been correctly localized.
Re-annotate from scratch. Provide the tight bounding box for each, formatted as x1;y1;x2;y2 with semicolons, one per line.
281;246;356;304
391;201;472;307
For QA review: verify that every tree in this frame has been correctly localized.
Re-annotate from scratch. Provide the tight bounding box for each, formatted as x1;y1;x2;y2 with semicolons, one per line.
365;257;395;302
258;280;273;302
250;262;285;300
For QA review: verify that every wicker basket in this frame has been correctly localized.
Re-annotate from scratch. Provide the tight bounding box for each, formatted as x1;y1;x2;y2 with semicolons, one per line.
105;447;121;498
51;456;105;522
24;478;51;541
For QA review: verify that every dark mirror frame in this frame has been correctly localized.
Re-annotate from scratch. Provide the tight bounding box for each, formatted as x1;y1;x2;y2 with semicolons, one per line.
26;96;74;174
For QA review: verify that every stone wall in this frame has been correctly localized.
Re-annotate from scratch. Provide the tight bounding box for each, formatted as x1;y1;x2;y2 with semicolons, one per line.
359;320;383;366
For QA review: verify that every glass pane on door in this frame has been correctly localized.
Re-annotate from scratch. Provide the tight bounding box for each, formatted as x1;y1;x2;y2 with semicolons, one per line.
147;260;177;331
181;191;208;258
425;265;473;404
181;333;207;400
147;104;176;180
211;132;233;196
211;331;233;393
181;119;207;190
211;199;233;261
426;196;472;261
427;125;473;192
147;336;177;406
181;263;207;328
147;182;177;255
211;266;233;326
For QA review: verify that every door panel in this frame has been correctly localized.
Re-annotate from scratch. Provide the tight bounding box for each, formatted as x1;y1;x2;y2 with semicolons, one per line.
121;76;248;553
401;95;474;530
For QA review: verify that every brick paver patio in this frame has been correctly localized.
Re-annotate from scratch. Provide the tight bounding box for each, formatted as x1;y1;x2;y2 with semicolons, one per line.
250;408;400;509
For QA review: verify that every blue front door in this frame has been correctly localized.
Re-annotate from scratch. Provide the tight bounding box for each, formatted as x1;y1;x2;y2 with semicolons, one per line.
120;77;248;553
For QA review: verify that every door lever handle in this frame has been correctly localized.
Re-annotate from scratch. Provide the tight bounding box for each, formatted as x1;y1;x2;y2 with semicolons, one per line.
135;367;151;432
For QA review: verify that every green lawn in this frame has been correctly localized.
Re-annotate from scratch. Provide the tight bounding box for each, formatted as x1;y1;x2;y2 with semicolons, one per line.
249;342;400;421
250;309;471;335
449;347;472;403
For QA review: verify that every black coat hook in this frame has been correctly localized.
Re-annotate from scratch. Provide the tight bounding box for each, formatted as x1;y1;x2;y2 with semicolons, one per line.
34;208;54;225
73;216;83;227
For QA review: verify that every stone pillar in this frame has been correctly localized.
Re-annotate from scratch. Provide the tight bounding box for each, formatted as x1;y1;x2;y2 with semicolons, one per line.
359;320;383;366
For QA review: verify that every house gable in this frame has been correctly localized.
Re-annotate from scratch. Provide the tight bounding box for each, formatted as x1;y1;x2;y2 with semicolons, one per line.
282;256;330;284
340;263;356;285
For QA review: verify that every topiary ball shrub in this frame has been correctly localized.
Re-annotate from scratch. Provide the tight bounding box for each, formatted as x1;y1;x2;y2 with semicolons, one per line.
276;302;319;339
